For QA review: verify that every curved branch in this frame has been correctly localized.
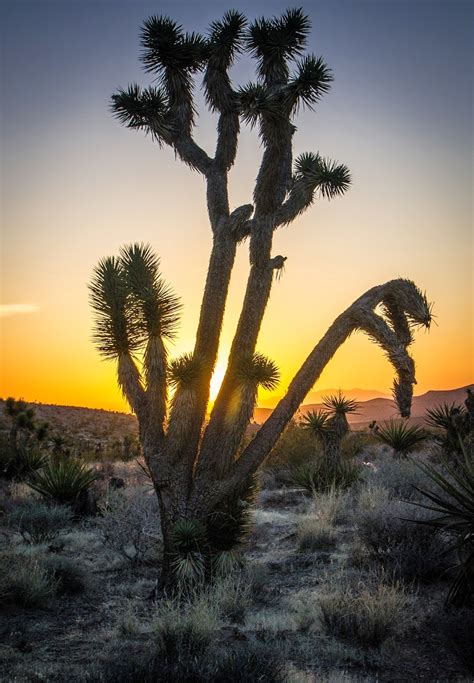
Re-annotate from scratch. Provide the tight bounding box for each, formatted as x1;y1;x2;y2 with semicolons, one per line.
195;279;431;506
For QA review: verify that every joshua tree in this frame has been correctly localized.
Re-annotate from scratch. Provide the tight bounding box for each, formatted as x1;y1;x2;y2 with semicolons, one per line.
301;393;358;467
90;9;432;587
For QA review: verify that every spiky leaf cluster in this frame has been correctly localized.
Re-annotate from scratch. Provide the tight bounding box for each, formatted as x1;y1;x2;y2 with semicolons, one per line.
411;441;474;606
168;353;201;390
89;245;180;360
111;85;173;144
285;55;333;112
89;257;137;359
140;16;207;130
234;352;280;391
301;409;330;437
205;10;246;112
323;393;358;415
375;420;427;455
120;243;181;341
246;8;310;83
294;152;352;199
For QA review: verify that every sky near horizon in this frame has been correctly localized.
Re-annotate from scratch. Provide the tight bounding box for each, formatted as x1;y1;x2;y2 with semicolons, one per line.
1;0;472;412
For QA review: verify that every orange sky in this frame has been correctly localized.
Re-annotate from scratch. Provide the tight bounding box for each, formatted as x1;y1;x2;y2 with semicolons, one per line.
1;2;472;413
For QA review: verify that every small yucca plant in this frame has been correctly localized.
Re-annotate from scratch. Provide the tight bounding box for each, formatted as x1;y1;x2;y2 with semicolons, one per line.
411;440;474;606
425;403;468;455
301;410;330;439
322;392;358;416
28;459;99;505
375;420;427;458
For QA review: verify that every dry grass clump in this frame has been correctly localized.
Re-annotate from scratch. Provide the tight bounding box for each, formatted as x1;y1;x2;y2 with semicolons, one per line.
42;555;87;595
0;552;57;608
355;499;449;582
297;487;349;551
318;575;408;649
7;499;73;544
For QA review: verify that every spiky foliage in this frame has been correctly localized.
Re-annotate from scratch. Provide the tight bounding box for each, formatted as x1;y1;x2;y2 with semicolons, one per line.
301;409;331;438
411;442;474;606
294;152;352;199
168;353;201;390
111;85;173;143
375;420;427;458
425;403;468;455
204;10;246;112
291;457;361;493
170;519;207;587
323;393;359;415
234;352;280;391
206;476;258;554
285;55;333;112
89;257;137;359
28;459;99;505
246;8;310;83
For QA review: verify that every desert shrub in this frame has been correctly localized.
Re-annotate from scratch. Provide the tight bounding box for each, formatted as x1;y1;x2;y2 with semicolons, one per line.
356;499;449;582
340;431;376;459
1;445;48;481
7;499;73;543
88;638;285;683
318;577;408;649
291;457;361;494
425;402;468;455
297;487;348;551
0;552;57;608
94;488;161;564
42;556;87;594
439;608;474;672
374;420;427;458
211;574;252;624
410;442;474;606
154;593;220;657
367;456;433;500
28;458;98;505
266;420;318;473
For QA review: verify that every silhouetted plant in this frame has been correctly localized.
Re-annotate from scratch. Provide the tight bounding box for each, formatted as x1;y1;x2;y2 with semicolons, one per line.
90;8;432;588
375;420;427;458
28;459;99;506
425;402;468;455
410;441;474;606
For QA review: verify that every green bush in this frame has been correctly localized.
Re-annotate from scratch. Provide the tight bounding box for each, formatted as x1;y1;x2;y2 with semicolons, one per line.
27;458;98;505
266;420;318;473
291;457;361;494
7;500;73;543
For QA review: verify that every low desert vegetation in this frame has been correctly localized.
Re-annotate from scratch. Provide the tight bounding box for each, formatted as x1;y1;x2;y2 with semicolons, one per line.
0;389;473;680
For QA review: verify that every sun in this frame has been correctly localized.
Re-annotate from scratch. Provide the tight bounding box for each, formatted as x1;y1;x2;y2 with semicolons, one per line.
209;362;226;403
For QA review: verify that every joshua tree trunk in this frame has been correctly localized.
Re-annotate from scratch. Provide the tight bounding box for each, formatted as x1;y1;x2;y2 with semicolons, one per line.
91;10;433;589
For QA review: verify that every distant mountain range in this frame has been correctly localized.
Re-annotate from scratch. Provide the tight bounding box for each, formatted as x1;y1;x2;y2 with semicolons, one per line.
1;385;472;442
258;387;389;408
253;385;473;427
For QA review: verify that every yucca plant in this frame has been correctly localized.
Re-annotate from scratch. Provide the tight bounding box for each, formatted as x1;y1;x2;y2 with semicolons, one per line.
302;393;358;468
425;403;468;455
375;420;427;458
28;459;99;506
90;8;432;589
410;441;474;606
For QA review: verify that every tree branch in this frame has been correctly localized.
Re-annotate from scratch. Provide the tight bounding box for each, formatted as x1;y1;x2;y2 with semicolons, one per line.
192;278;431;508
